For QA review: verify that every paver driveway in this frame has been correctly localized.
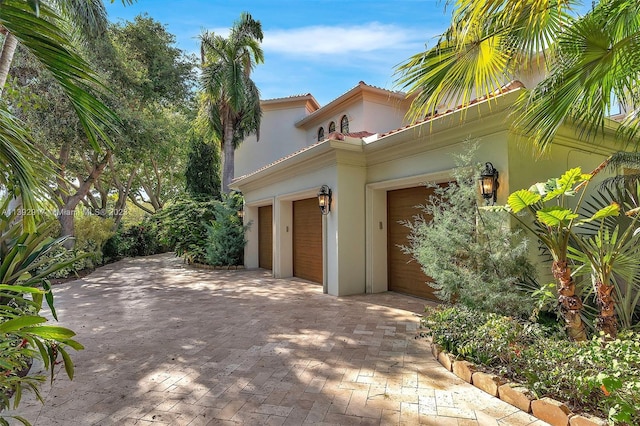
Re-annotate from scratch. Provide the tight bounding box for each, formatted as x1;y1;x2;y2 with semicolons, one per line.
8;254;546;425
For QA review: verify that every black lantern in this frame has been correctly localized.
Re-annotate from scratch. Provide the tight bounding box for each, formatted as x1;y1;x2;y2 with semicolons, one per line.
317;185;332;215
479;162;499;204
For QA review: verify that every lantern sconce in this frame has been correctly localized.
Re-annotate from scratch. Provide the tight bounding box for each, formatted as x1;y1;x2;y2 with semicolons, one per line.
317;185;332;215
479;162;499;205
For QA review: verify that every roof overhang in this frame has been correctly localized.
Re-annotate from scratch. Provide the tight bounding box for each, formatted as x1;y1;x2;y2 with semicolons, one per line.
294;81;409;129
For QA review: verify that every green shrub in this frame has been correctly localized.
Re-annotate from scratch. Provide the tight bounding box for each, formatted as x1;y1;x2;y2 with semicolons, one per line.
102;218;164;262
73;215;115;254
205;193;248;266
152;197;219;263
34;246;95;279
423;306;640;424
404;143;538;318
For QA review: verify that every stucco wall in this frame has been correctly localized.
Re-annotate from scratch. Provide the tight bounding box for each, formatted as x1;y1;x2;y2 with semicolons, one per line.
235;105;310;178
236;87;624;299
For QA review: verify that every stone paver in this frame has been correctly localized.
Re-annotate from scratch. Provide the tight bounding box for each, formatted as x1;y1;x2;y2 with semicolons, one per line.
6;254;545;425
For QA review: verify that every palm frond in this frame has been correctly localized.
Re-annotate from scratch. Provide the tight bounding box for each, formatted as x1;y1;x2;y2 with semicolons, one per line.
0;0;121;151
0;108;53;233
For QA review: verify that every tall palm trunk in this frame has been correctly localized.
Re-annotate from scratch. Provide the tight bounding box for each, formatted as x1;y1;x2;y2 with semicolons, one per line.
553;260;587;341
0;32;18;95
222;117;235;193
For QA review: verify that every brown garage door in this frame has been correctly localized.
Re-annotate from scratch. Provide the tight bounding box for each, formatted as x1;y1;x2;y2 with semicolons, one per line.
387;186;438;300
258;205;273;270
293;198;322;284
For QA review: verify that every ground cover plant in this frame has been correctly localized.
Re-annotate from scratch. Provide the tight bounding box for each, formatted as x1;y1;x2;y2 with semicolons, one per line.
423;306;640;424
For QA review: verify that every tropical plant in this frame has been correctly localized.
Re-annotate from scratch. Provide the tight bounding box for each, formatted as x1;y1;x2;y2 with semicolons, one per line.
395;0;640;152
198;12;263;193
0;202;84;423
185;135;221;200
1;286;83;421
151;197;219;263
503;167;625;340
574;175;640;333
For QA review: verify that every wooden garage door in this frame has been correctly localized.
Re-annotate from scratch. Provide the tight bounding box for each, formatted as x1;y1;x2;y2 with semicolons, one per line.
387;186;438;300
293;198;322;284
258;205;273;270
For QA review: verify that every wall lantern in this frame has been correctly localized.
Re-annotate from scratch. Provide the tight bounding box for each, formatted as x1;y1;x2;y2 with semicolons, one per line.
237;208;244;219
317;185;332;215
479;162;499;205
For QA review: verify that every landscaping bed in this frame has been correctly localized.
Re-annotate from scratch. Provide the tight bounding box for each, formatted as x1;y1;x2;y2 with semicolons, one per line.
421;306;640;425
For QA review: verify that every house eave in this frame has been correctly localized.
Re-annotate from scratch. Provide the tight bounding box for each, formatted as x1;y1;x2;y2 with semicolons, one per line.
294;82;407;129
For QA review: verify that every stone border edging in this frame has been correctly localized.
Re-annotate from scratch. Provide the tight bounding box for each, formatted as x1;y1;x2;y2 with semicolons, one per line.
431;343;608;426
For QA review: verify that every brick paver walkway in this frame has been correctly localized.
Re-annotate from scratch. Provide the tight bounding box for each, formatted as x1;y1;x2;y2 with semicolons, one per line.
8;254;546;425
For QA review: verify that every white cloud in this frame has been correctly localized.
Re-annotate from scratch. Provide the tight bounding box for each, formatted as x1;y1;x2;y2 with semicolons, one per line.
263;22;426;57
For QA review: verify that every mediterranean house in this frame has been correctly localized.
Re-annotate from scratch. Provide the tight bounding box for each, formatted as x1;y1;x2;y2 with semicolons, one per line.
231;81;621;300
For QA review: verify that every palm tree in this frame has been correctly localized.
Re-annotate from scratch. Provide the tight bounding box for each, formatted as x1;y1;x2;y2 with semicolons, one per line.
199;12;263;194
396;0;640;340
0;0;120;232
395;0;640;151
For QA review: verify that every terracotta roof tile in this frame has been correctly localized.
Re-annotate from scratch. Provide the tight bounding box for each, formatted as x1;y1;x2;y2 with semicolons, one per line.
378;80;525;138
262;93;313;102
326;131;376;141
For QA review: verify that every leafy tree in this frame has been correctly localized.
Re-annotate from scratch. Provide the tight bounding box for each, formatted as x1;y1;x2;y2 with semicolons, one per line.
199;12;263;193
7;48;112;247
0;0;125;92
395;0;640;151
88;15;197;219
403;146;537;318
7;13;197;238
185;135;221;200
0;0;120;233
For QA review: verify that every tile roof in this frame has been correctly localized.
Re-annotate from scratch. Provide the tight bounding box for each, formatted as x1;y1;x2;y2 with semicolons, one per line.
378;80;526;138
262;93;313;102
295;81;408;128
326;131;376;141
233;81;525;186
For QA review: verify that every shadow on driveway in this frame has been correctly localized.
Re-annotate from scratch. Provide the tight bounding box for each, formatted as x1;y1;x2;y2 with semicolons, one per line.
8;253;543;425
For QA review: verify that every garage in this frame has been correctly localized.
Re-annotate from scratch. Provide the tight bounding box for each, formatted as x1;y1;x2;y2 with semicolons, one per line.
293;198;323;284
387;186;438;300
258;205;273;270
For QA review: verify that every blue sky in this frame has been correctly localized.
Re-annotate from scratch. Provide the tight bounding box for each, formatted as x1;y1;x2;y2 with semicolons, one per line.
104;0;451;106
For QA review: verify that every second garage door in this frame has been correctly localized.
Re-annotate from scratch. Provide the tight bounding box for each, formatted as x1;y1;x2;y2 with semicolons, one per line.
293;198;323;284
387;186;438;300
